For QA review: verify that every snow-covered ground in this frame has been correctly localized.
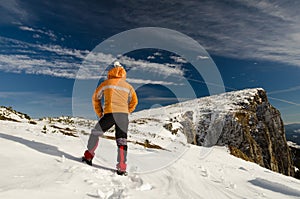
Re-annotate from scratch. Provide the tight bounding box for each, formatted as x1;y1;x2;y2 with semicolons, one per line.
1;117;300;199
1;88;300;199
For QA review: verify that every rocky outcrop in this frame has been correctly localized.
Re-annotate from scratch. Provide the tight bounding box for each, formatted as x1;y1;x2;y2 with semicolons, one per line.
177;88;294;176
0;106;31;122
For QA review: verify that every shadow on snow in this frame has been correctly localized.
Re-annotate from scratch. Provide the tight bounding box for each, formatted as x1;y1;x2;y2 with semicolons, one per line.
0;132;115;172
249;178;300;197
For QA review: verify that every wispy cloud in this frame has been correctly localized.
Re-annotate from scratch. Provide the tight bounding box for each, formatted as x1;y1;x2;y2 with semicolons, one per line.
0;0;29;24
19;26;57;41
0;36;87;78
170;55;188;64
0;91;72;117
127;78;183;86
269;86;300;95
2;0;300;83
197;55;209;60
0;54;79;78
269;96;300;106
3;0;300;67
0;91;34;98
147;56;155;60
37;44;89;58
119;0;300;67
201;0;300;67
119;56;184;77
0;35;186;84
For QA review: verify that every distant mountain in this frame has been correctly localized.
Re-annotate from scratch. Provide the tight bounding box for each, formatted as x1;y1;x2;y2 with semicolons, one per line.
285;123;300;145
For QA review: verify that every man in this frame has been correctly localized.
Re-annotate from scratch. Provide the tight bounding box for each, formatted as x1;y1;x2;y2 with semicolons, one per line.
82;61;138;175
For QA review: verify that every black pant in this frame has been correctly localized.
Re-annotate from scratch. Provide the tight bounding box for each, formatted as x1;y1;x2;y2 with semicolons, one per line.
95;113;128;140
87;113;129;166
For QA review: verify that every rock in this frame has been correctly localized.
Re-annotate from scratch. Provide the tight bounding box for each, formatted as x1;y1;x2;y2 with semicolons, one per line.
0;106;31;122
177;88;294;176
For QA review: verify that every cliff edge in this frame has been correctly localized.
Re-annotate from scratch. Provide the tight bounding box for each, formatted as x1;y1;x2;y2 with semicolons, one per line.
176;88;294;176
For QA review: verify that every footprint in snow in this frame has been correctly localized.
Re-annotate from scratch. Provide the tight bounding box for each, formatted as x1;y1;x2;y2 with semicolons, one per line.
238;167;248;171
198;166;209;177
84;179;98;186
227;182;237;189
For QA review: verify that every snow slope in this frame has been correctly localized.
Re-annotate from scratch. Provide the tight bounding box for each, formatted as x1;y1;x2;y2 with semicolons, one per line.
1;118;300;199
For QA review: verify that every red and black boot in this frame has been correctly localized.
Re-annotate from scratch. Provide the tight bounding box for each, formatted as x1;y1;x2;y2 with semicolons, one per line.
116;145;127;175
82;150;94;166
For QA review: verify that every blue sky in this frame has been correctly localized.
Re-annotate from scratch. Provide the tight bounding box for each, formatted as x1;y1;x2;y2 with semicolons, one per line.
0;0;299;123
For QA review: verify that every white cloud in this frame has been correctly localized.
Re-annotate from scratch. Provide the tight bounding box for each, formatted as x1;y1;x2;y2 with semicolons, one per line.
238;0;294;21
0;0;29;23
33;34;41;39
269;86;300;95
0;54;80;78
0;91;71;105
147;56;155;60
36;44;89;58
197;55;209;60
120;0;300;67
0;35;186;83
0;91;72;118
81;54;186;81
19;26;34;32
268;96;300;106
0;36;88;79
119;56;184;77
202;1;300;67
3;0;300;68
170;55;188;63
19;26;57;41
153;52;162;56
126;78;183;86
0;91;33;98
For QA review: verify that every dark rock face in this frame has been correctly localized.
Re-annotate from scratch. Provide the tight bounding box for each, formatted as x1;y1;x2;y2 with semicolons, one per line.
179;89;295;176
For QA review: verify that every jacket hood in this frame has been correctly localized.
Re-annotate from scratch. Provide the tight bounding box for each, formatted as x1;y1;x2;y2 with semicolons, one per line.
107;66;126;79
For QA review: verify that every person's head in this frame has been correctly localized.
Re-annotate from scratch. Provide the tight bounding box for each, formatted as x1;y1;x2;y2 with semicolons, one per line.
113;61;122;67
107;61;126;79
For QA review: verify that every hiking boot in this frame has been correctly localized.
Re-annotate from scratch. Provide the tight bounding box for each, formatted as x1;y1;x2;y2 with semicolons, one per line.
82;156;93;166
116;170;128;176
82;150;94;166
116;162;127;172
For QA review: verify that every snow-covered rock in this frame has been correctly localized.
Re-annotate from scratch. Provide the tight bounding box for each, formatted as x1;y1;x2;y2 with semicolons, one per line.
147;88;294;177
0;106;31;123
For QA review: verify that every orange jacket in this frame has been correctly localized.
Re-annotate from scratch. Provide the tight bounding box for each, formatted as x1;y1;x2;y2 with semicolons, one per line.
92;66;138;117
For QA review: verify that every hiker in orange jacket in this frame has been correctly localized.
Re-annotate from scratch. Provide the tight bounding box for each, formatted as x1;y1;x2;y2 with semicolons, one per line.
82;61;138;175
